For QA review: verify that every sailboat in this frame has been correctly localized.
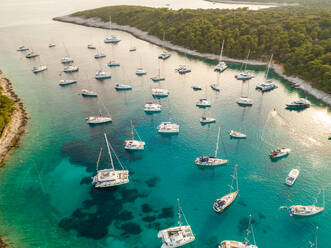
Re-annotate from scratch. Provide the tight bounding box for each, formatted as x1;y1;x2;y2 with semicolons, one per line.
214;40;228;72
86;98;112;124
94;50;106;59
61;44;74;64
32;65;47;74
81;89;97;97
288;190;325;217
17;45;29;52
158;199;195;248
213;165;239;212
152;88;169;98
59;79;77;86
219;214;258;248
229;130;247;139
95;69;111;80
124;120;145;151
87;44;96;49
144;102;162;113
151;61;165;82
256;54;278;92
48;43;56;48
195;127;228;166
63;65;79;73
235;50;254;81
92;133;129;188
158;32;171;60
104;16;121;44
26;51;39;59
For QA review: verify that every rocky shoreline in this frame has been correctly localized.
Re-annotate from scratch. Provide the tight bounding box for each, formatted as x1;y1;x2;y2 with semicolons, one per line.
0;70;28;166
0;237;10;248
54;15;331;107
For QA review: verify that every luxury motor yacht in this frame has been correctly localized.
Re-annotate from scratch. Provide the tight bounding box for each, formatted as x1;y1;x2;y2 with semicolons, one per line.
286;99;310;109
256;81;278;92
200;117;216;124
210;84;221;92
196;99;211;108
87;44;96;49
61;56;74;64
95;70;111;80
269;148;291;159
81;89;97;97
94;54;106;59
236;97;253;106
17;45;29;51
158;199;195;248
59;79;77;86
144;102;161;113
136;68;147;76
92;133;129;188
285;169;300;186
25;52;39;59
107;61;120;67
158;51;171;60
195;127;228;166
115;84;132;90
176;65;191;74
229;130;247;139
32;65;47;74
152;88;169;98
86;116;112;125
157;122;179;134
63;65;79;73
124;121;145;151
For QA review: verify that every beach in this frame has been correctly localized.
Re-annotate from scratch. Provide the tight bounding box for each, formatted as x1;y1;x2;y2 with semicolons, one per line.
0;70;28;166
53;15;331;107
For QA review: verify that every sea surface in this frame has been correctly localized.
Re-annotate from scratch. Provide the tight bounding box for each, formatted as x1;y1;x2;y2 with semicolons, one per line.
0;0;330;248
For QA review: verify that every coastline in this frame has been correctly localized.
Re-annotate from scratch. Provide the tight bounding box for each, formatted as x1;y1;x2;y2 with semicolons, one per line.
204;0;298;6
54;15;331;107
0;238;9;248
0;70;28;166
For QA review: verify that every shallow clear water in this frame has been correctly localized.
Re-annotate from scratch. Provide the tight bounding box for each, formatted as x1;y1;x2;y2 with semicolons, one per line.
0;1;330;248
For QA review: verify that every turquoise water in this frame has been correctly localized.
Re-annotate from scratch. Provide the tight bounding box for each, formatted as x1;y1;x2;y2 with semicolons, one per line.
0;1;331;248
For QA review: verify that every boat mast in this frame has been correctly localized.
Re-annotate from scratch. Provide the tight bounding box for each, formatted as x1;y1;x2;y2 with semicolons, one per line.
177;198;182;226
244;49;250;72
96;147;103;171
214;127;221;157
219;40;224;62
315;226;318;248
265;54;273;79
104;133;115;170
244;214;256;245
130;120;134;140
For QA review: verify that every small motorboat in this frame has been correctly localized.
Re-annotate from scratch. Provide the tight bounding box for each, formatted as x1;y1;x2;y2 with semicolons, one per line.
81;89;97;97
157;122;179;134
17;45;29;51
59;79;77;86
107;61;120;67
229;130;247;139
235;72;254;81
94;54;106;59
285;169;299;186
236;97;253;107
48;43;56;48
176;65;191;74
95;70;111;80
192;86;202;91
158;51;171;60
256;81;278;92
104;36;121;44
129;47;136;52
200;117;216;124
32;65;47;74
286;99;310;109
61;56;74;64
87;44;96;49
144;102;161;113
152;88;169;98
210;84;220;92
269;148;291;159
115;84;132;90
86;116;112;125
25;52;39;59
136;68;146;76
196;99;211;108
63;65;79;73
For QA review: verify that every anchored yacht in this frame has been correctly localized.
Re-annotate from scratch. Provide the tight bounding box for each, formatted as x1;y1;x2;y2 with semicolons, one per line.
32;65;47;74
214;41;228;72
86;116;112;125
92;133;129;188
63;65;79;73
229;130;247;139
196;99;211;108
192;86;202;91
158;199;195;248
48;43;55;48
94;54;106;59
104;35;121;44
59;79;77;86
136;68;146;76
144;102;161;113
236;97;253;106
124;121;145;151
269;148;290;159
158;51;171;60
285;169;299;186
289;191;325;217
115;83;132;90
195;127;228;166
286;99;310;109
87;44;96;49
210;84;221;92
152;88;169;98
17;45;29;51
200;117;216;124
81;89;97;97
256;81;278;92
95;70;111;80
107;61;120;67
61;56;74;64
176;65;191;74
25;52;39;59
235;72;254;81
157;122;179;134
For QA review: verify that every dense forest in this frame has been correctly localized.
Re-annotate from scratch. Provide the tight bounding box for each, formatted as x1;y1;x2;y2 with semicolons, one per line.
0;89;15;134
72;6;331;92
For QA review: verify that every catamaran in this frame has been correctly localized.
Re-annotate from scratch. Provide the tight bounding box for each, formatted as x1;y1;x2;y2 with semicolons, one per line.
61;56;74;64
195;127;228;166
17;45;29;51
115;83;132;90
256;54;278;92
152;88;169;98
237;97;253;107
124;120;145;151
92;133;129;188
196;99;211;108
286;99;310;109
269;147;291;159
144;102;162;113
218;215;258;248
104;17;121;44
176;65;191;74
158;199;195;248
285;169;299;186
95;70;111;80
59;79;77;86
214;40;228;72
81;89;97;97
157;122;179;134
235;50;254;81
63;65;79;73
32;65;47;74
213;165;239;213
229;130;247;139
158;32;171;60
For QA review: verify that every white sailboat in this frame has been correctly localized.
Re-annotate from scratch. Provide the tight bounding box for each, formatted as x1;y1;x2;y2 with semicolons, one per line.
235;50;254;81
17;45;29;51
124;120;145;151
219;214;258;248
95;69;111;80
196;98;211;108
214;40;228;72
229;130;247;139
63;65;79;73
32;65;47;74
81;89;97;97
92;133;129;188
256;54;278;92
144;102;162;113
104;16;121;44
86;99;112;125
288;190;325;217
59;79;77;86
158;199;195;248
213;165;238;213
158;32;171;60
151;61;165;82
115;83;132;90
152;88;169;98
157;122;179;134
195;127;228;166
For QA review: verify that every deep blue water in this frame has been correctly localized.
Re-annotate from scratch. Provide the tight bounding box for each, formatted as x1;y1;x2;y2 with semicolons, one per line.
0;1;330;248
